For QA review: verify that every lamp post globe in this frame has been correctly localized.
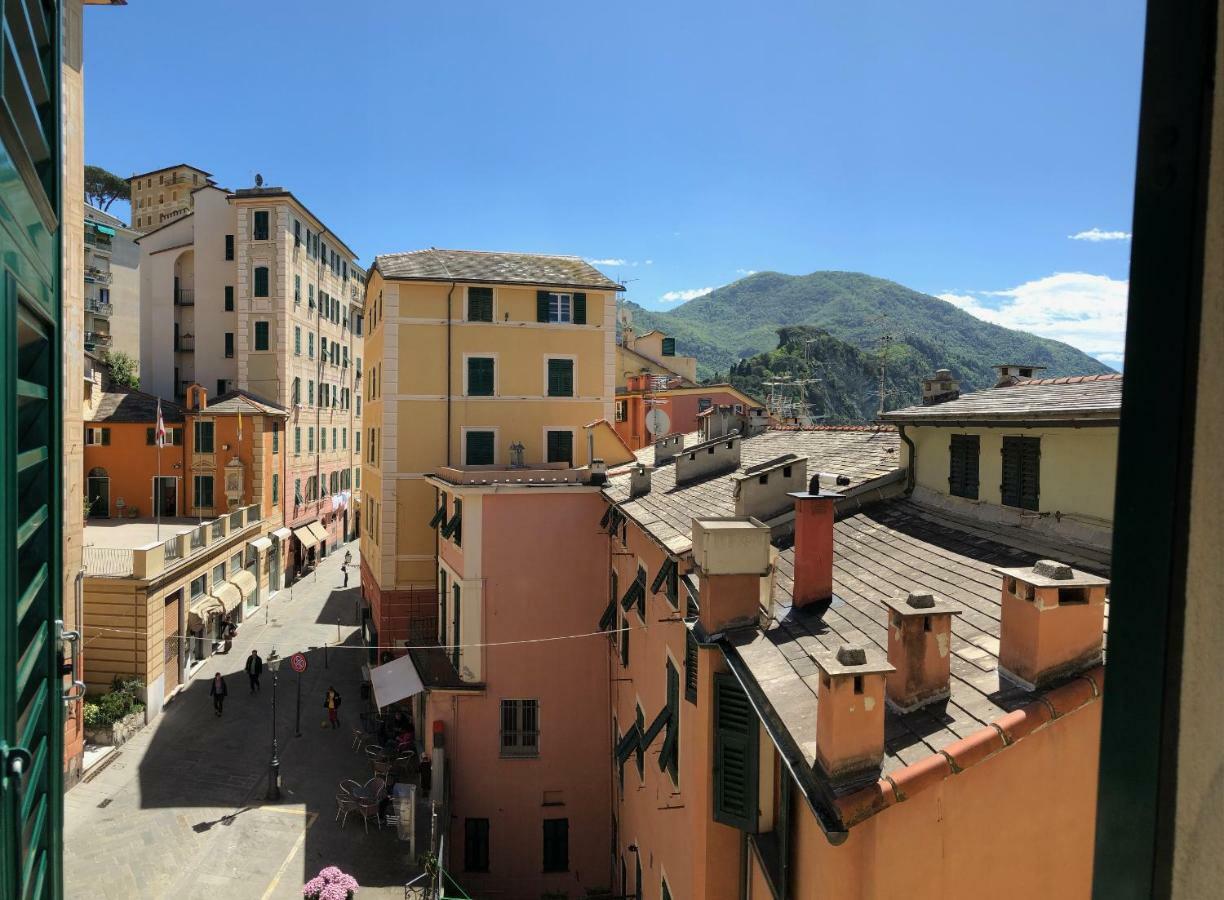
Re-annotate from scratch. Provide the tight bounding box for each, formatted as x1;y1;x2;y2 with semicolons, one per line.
266;650;282;801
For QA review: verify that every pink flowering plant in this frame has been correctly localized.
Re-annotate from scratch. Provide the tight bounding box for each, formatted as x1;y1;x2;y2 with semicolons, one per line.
302;866;359;900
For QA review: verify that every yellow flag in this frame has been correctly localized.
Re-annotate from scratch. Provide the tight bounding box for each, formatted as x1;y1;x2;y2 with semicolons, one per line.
237;408;243;443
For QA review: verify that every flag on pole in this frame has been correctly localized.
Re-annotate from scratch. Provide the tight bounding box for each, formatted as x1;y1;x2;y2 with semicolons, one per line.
155;399;166;448
237;407;243;443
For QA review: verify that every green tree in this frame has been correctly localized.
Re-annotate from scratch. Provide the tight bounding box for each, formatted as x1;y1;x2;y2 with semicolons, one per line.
102;350;139;389
85;164;129;211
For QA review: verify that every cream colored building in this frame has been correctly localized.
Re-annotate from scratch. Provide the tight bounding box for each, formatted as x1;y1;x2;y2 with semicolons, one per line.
128;163;214;233
360;250;622;647
617;306;698;384
136;177;364;571
84;204;140;363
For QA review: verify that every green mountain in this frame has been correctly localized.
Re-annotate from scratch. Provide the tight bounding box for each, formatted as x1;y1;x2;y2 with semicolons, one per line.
625;272;1115;400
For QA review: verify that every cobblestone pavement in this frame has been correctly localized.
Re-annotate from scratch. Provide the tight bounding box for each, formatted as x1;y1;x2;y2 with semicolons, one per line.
65;543;426;900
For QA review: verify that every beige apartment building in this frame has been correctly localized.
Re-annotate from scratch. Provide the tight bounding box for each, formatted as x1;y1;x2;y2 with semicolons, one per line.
128;163;214;233
84;204;139;362
135;176;364;578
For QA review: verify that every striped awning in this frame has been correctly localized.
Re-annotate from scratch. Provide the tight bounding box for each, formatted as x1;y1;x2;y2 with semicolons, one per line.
188;593;224;630
231;568;258;600
308;522;329;544
292;525;319;550
211;582;242;616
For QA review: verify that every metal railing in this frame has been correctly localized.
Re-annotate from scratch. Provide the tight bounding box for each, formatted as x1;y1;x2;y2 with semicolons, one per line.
85;232;113;251
175;335;195;352
85;299;112;317
190;525;206;550
84;331;113;349
175;288;195;306
83;547;135;577
228;510;243;531
162;535;182;562
84;266;112;285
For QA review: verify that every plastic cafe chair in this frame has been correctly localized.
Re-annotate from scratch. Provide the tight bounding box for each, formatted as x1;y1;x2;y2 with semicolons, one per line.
335;793;358;828
364;744;387;764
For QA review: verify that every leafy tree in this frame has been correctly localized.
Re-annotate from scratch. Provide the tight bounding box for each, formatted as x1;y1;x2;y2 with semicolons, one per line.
102;350;139;389
85;165;129;211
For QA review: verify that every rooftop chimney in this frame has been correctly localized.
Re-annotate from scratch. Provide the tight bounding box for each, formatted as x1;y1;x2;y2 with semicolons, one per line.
692;517;772;634
654;433;684;466
994;560;1109;690
733;454;808;521
814;644;895;791
186;383;208;410
629;464;652;499
787;477;842;609
883;591;963;712
992;364;1048;387
921;369;961;406
674;434;742;485
588;458;608;486
743;407;772;437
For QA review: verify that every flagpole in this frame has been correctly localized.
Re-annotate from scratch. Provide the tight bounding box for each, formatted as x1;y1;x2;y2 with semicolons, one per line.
156;426;162;542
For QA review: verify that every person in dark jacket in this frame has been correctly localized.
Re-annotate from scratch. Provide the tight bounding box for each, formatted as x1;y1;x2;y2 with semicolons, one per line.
209;673;228;716
324;686;342;728
245;649;263;693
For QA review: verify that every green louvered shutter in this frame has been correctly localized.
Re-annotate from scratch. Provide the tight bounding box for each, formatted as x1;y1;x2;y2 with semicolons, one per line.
536;290;550;322
713;673;758;832
1001;436;1040;511
684;629;699;703
467;358;494;396
948;434;980;499
1;4;65;897
573;292;586;324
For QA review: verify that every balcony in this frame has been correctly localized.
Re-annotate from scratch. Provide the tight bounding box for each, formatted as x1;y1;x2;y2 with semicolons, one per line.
84;331;113;351
174;288;195;306
85;232;113;252
84;266;112;286
82;504;265;579
85;298;113;317
175;335;195;353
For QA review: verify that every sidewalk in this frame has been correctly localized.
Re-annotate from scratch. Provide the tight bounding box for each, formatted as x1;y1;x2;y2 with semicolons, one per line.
64;542;425;899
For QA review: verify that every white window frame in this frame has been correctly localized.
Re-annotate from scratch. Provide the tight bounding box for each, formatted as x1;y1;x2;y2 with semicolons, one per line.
462;426;500;466
462;353;498;397
465;285;497;323
85;426;107;446
548;292;573;323
615;399;627;422
541;426;578;466
542;354;578;398
500;697;540;758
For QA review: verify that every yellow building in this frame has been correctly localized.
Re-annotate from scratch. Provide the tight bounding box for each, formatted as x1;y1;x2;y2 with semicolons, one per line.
127;163;214;233
360;249;622;647
616;307;698;384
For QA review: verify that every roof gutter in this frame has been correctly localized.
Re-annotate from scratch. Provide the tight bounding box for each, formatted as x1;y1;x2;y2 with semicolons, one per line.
880;416;1119;429
897;424;916;495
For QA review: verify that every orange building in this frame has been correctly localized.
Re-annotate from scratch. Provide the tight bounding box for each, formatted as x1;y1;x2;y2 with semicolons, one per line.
613;374;769;450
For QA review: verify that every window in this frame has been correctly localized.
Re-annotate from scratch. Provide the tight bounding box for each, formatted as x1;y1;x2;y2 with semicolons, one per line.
190;575;207;599
229;552;242;576
294;478;301;505
464;819;490;873
620;609;630;667
545;292;571;323
615;399;627;422
500;699;539;757
253;210;269;241
224;234;233;260
293;377;301;405
213;563;226;586
467;357;495;396
321;428;327;451
254;321;269;351
468;286;493;322
662;658;680;783
308;427;315;453
294;326;301;355
85;427;110;446
697;397;713;412
713;672;759;831
542;818;568;873
194;421;215;453
308;333;315;358
294;427;301;455
309;284;315;309
254;266;269;298
145;427;182;446
294;274;301;305
546;430;573;465
546;358;574;397
294;220;301;248
271;424;279;454
465;430;496;466
224;285;234;311
224;333;234;358
662;877;673;900
192;475;214;509
634;563;647;620
661;336;676;356
1001;435;1041;511
948;434;980;500
685;630;699;703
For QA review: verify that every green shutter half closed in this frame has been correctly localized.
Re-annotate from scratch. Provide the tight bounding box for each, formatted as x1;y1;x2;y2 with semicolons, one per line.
713;673;759;832
466;431;495;465
547;359;573;397
546;430;573;465
467;358;494;396
537;290;550;322
573;292;586;324
468;287;493;322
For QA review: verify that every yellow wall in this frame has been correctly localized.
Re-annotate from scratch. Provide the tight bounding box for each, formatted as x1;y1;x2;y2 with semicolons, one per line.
907;424;1118;523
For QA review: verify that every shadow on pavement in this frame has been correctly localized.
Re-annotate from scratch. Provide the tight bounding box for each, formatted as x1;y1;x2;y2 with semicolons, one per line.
316;586;363;627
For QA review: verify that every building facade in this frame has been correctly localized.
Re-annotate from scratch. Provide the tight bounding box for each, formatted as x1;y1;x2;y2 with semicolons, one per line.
614;375;768;451
83;204;140;364
127;163;214;233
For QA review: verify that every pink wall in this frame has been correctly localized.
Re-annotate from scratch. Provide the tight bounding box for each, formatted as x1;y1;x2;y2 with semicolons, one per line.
616;388;752;450
436;491;613;899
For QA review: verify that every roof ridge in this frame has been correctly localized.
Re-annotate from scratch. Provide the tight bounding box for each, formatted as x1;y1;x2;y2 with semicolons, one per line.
378;248;585;261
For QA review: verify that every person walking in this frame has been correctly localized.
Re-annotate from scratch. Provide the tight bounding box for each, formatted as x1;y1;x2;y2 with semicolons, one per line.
344;549;352;566
341;564;349;588
209;673;228;717
324;686;342;729
245;649;263;694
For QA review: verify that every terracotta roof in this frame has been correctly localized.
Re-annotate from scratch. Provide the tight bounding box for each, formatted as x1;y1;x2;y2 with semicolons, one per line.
205;389;288;416
128;162;213;181
605;428;902;554
726;499;1110;786
88;389;185;424
880;376;1123;424
374;249;624;291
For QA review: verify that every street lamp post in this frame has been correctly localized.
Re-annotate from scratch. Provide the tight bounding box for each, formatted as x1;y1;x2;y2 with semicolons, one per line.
266;650;282;801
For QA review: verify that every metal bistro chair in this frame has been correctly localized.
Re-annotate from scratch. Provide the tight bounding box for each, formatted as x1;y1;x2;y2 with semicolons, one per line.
335;793;358;828
351;726;366;752
372;758;393;781
354;795;381;833
340;779;363;798
365;776;388;801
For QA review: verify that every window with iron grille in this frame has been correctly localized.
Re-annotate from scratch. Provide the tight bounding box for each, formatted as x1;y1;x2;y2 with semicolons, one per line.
948;433;980;499
500;698;540;757
542;818;569;873
468;286;493;322
1001;436;1041;511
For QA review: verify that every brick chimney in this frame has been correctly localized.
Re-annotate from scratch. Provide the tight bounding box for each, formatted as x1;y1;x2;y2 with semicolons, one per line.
814;644;894;791
882;591;963;712
921;369;960;406
692;517;772;634
994;560;1109;690
787;477;841;609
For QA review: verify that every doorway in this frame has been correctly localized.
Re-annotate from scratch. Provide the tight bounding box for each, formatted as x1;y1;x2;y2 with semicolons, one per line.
153;476;177;517
164;590;183;695
87;467;110;518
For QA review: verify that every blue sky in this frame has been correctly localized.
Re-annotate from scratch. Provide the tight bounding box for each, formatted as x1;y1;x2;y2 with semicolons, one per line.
84;1;1145;366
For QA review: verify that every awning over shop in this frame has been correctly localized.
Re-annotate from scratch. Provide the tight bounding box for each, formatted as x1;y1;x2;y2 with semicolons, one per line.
211;582;241;616
271;527;292;542
92;223;116;236
249;536;273;554
308;522;329;544
369;653;426;710
293;525;319;550
188;593;223;630
231;568;258;600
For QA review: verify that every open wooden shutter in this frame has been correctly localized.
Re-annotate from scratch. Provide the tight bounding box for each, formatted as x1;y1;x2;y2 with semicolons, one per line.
684;629;699;703
573;292;587;324
713;673;758;832
537;290;550;322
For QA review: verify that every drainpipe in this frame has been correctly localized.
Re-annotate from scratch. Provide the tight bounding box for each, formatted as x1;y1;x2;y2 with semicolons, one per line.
445;281;456;466
897;424;916;496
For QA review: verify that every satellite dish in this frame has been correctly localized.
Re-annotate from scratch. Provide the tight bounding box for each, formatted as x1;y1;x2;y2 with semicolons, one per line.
255;173;264;187
645;408;671;437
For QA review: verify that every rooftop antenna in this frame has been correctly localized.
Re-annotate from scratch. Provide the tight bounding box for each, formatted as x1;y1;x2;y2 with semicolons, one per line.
255;173;263;187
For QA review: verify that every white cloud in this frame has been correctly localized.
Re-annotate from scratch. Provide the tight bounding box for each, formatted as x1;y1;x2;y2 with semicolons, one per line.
588;257;628;266
645;259;654;265
736;268;758;276
1069;228;1131;242
937;272;1128;364
660;287;714;303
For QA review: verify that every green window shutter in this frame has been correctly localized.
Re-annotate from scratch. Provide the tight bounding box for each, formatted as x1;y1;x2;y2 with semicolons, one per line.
254;267;269;297
101;427;111;446
620;611;630;667
146;427;155;445
661;337;676;356
272;474;279;504
660;659;680;779
546;430;573;464
598;598;616;632
225;234;234;259
224;285;234;311
713;673;759;832
468;358;494;396
469;287;493;322
537;290;550;322
573;292;587;324
224;333;234;358
547;359;574;397
635;566;647;619
1001;436;1040;510
685;629;699;703
255;321;269;351
651;558;677;594
466;431;495;465
949;434;980;499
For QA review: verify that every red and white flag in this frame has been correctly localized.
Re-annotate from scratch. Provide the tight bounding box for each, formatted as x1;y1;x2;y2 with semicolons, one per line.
155;399;166;448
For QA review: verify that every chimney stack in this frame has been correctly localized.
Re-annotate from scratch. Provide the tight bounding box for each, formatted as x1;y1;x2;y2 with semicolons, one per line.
921;369;961;406
629;464;652;498
692;517;772;634
654;433;684;466
995;560;1108;690
814;644;894;791
588;458;608;486
674;434;742;485
787;477;841;609
883;590;962;712
992;364;1047;387
733;454;807;521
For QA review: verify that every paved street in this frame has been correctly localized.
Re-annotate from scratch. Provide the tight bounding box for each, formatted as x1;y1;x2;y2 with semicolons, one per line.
65;543;426;900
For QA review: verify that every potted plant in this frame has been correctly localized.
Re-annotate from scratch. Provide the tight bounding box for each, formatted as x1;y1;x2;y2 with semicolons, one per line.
302;866;358;900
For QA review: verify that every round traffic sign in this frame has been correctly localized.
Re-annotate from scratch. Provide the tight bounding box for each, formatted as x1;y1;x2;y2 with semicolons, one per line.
290;652;308;673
